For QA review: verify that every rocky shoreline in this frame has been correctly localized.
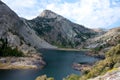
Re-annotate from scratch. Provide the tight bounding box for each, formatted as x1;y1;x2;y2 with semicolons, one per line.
0;54;46;69
85;51;105;59
72;62;92;71
72;51;104;72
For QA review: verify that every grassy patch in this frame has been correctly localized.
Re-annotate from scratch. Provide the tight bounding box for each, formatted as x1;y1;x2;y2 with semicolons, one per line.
79;44;120;80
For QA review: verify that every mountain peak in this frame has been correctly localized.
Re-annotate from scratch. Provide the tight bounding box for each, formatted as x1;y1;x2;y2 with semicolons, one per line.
39;10;64;20
40;10;58;18
41;10;54;14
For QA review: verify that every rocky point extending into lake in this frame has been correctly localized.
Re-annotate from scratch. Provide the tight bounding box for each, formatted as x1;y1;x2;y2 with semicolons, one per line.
0;53;46;69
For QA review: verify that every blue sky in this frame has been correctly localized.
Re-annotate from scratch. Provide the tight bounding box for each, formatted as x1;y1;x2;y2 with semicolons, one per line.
3;0;120;29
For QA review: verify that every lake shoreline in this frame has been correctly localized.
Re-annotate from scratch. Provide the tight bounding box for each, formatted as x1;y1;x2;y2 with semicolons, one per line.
41;48;105;59
0;48;102;70
40;47;90;51
0;54;46;69
0;49;99;80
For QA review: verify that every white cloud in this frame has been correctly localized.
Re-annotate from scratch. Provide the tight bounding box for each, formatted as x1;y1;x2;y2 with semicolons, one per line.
44;0;120;28
3;0;37;8
3;0;38;19
2;0;120;28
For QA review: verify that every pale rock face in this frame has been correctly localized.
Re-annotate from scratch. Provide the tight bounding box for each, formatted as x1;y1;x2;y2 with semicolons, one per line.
40;10;63;21
0;1;19;37
6;32;21;48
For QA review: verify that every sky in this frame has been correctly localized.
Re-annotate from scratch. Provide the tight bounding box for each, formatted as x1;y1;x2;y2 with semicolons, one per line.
2;0;120;29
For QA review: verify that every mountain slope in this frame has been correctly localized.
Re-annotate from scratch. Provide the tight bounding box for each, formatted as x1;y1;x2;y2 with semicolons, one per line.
18;18;56;49
0;1;55;69
27;10;96;48
0;1;55;49
81;27;120;51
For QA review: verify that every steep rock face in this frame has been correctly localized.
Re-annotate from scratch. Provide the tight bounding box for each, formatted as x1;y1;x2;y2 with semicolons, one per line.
0;1;24;51
27;10;96;48
18;18;56;49
0;1;19;36
0;1;55;49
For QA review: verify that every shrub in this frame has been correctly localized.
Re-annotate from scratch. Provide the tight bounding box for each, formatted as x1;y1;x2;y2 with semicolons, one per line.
0;38;24;57
35;75;54;80
79;44;120;80
63;74;79;80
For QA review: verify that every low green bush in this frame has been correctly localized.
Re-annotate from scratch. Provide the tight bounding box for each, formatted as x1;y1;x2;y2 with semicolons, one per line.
0;38;24;57
79;44;120;80
35;75;54;80
63;74;79;80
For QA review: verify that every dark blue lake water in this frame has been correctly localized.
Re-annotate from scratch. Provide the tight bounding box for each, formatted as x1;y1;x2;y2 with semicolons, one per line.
0;49;99;80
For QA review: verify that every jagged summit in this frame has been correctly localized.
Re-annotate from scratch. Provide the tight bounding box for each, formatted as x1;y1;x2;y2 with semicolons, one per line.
39;10;64;20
